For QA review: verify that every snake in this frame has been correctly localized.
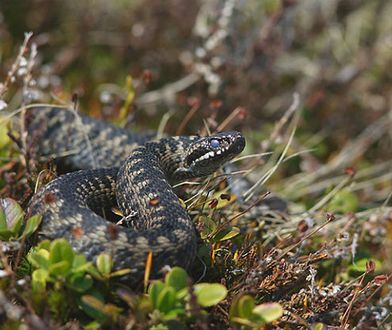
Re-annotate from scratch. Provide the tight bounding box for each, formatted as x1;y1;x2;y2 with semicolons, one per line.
26;107;245;283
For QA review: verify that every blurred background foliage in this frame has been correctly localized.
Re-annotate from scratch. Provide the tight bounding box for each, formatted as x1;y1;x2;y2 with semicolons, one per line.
1;0;391;160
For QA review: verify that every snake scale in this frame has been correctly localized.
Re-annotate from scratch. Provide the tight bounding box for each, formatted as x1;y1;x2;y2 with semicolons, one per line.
27;107;245;283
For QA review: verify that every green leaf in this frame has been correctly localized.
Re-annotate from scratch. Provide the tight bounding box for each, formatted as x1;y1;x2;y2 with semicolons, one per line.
215;227;240;242
156;286;177;314
165;267;188;292
28;249;50;269
0;209;7;231
109;268;132;277
239;295;255;318
193;283;227;307
49;260;72;276
163;308;186;320
150;324;169;330
349;258;382;273
80;294;108;322
96;253;112;276
37;240;51;251
32;268;49;292
10;217;23;237
0;198;24;237
86;266;103;281
69;273;93;292
84;321;101;330
0;117;10;149
252;302;283;323
149;281;165;309
230;317;257;328
22;214;42;238
72;254;92;273
49;239;74;267
79;290;122;323
176;287;189;300
229;295;255;319
102;303;123;321
200;216;217;239
0;198;24;227
0;229;12;241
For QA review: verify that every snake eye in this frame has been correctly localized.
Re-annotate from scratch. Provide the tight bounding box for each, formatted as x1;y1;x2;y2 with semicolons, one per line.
210;139;221;150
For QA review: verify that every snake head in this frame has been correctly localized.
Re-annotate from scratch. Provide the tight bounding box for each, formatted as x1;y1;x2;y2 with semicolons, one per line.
174;131;245;179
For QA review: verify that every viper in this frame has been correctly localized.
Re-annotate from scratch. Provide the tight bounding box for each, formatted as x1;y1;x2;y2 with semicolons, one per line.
27;107;245;283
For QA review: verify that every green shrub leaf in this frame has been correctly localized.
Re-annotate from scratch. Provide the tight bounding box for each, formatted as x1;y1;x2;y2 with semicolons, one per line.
22;214;42;238
37;240;51;251
32;268;49;292
80;293;108;322
313;323;326;330
0;198;24;237
349;258;382;273
252;302;283;323
230;295;256;319
72;254;92;273
156;286;177;314
200;216;217;239
149;281;165;309
96;253;112;276
49;260;72;276
69;273;93;292
28;249;50;269
0;229;12;241
165;267;188;292
0;209;7;231
49;239;74;266
215;227;240;242
193;283;227;307
109;268;132;277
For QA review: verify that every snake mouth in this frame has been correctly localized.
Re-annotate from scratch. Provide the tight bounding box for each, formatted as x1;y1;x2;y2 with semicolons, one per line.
186;132;245;168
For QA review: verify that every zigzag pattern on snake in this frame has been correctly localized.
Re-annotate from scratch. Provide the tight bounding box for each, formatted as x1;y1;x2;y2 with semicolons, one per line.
27;107;245;283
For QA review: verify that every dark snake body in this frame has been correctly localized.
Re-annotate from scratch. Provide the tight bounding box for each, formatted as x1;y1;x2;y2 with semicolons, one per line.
27;107;245;283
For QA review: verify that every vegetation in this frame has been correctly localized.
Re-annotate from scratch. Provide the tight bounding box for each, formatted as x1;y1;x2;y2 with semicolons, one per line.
0;1;391;329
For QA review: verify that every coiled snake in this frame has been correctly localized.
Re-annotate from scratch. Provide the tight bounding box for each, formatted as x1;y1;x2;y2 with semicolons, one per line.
27;107;245;283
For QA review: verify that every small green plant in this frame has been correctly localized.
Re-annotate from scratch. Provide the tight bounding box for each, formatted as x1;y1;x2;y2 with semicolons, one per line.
198;194;241;246
28;239;94;293
229;295;283;329
200;215;241;244
25;238;230;328
147;267;227;325
79;254;132;326
27;239;130;325
88;253;132;280
0;198;42;241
